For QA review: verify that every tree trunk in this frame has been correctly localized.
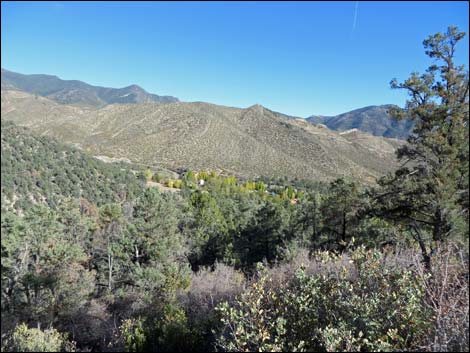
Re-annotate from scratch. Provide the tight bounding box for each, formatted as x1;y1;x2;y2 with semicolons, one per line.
411;223;431;271
108;252;113;291
342;211;347;242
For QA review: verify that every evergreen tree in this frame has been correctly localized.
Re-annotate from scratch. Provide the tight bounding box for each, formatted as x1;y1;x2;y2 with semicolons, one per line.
375;26;469;267
293;192;322;248
320;178;361;248
127;188;189;297
1;206;95;328
96;203;124;292
185;191;231;268
233;201;291;270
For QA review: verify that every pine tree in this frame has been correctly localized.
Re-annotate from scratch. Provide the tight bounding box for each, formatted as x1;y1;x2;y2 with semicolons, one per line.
128;188;189;295
375;26;469;268
321;178;361;247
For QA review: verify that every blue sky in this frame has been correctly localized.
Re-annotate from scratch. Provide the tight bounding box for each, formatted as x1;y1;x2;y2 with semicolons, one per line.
1;1;469;117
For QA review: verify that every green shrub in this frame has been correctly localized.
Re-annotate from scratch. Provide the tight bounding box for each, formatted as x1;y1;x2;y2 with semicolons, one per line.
151;304;193;351
223;176;237;187
120;318;146;352
1;323;75;352
142;169;153;182
119;306;195;352
216;246;431;352
152;173;162;183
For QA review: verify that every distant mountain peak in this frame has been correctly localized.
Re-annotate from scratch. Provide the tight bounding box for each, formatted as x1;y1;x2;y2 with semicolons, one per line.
1;68;179;107
123;84;144;91
244;104;267;115
247;103;264;109
307;104;413;139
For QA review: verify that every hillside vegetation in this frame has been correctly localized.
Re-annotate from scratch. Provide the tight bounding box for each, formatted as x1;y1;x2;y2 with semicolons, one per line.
1;120;143;211
1;92;404;183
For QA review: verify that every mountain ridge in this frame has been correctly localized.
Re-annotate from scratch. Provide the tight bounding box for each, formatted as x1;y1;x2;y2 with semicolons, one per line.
1;68;179;107
1;89;404;183
307;105;414;139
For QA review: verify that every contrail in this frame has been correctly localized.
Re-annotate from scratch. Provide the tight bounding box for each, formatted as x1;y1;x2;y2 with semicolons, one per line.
352;1;359;32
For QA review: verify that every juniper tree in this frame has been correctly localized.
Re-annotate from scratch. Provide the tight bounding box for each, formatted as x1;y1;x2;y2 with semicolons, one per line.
375;26;469;268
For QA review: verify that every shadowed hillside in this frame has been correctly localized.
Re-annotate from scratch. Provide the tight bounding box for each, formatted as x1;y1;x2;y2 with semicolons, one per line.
307;105;414;139
1;68;178;107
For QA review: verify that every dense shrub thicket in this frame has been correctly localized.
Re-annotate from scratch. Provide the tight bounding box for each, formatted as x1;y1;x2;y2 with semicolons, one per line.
216;246;431;352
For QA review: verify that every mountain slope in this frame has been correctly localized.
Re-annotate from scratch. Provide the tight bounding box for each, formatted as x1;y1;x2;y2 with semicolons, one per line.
307;105;414;139
1;120;143;212
1;68;178;107
1;90;404;183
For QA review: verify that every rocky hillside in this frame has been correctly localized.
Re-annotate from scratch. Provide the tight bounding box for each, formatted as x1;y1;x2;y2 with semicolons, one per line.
307;105;414;139
1;68;178;107
1;90;404;183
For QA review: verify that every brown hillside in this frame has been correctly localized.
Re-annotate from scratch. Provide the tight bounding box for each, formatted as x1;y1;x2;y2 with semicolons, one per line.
1;90;404;182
